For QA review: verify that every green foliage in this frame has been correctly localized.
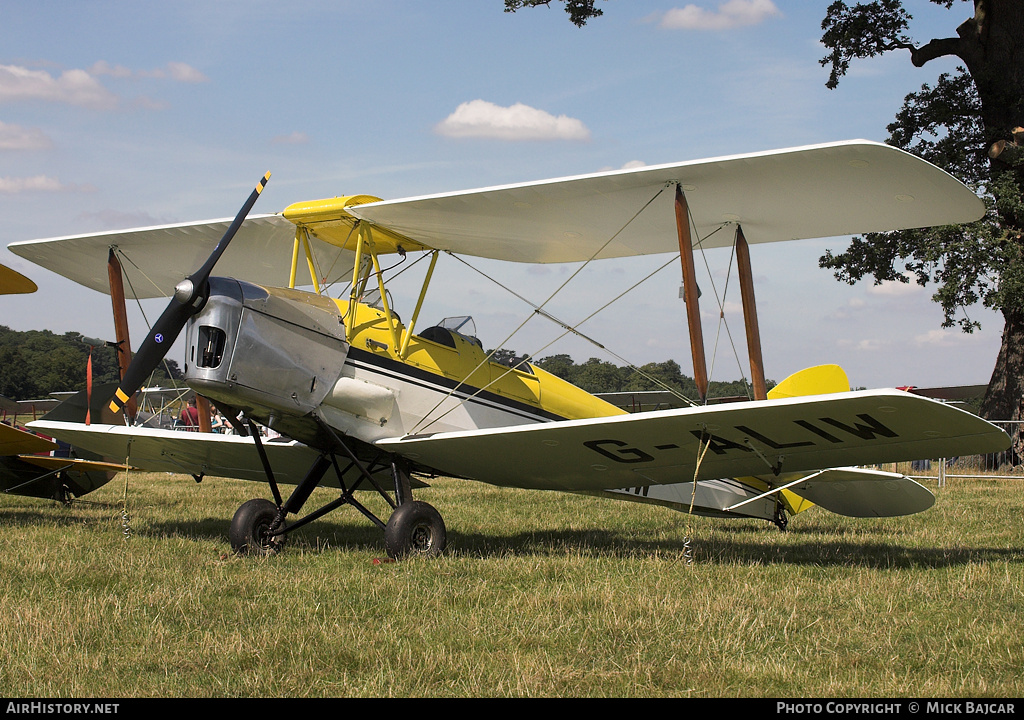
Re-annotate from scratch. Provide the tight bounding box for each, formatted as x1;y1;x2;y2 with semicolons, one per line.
503;0;603;27
0;325;181;401
817;3;1024;328
496;350;767;400
819;0;916;90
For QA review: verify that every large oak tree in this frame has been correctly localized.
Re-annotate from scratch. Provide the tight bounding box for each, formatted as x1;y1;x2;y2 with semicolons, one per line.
506;1;1024;430
817;0;1024;432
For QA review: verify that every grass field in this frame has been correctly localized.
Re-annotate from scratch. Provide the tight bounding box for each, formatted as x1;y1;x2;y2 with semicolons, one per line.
1;470;1022;698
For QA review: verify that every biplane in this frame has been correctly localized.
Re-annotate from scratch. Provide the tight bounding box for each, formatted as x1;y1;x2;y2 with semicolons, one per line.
0;264;128;501
9;140;1010;557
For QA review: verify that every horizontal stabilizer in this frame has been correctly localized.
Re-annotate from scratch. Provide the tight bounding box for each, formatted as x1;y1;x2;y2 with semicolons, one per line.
782;467;935;517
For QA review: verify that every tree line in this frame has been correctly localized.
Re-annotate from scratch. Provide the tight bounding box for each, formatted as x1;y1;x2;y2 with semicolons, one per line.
490;348;767;400
0;325;181;401
0;323;760;404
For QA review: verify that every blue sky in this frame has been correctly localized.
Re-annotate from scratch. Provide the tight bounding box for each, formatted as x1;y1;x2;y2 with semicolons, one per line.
0;0;1001;392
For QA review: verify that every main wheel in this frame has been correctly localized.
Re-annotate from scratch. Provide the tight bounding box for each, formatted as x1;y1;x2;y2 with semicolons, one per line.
229;498;285;555
384;501;447;559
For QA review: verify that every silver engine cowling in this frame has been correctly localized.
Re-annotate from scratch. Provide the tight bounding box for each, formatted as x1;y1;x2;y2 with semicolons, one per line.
183;277;349;433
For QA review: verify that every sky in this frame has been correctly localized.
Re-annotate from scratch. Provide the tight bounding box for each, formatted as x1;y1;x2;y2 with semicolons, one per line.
0;0;1002;394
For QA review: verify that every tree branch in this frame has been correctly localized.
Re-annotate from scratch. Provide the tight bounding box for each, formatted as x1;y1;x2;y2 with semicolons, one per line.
909;36;963;67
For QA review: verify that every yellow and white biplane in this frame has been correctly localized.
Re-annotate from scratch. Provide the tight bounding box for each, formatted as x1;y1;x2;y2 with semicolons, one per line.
9;140;1010;557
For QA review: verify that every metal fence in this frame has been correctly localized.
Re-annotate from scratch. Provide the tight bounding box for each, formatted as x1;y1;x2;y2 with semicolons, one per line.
877;420;1024;486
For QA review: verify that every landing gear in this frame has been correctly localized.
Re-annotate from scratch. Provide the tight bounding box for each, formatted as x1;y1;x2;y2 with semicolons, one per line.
385;500;447;558
773;503;789;531
229;498;285;555
230;418;446;559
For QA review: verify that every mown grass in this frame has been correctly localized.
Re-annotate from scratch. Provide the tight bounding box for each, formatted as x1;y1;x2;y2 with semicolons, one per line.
0;471;1022;698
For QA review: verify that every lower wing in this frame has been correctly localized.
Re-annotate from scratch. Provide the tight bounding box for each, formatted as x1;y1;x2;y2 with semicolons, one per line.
27;421;323;484
377;389;1007;493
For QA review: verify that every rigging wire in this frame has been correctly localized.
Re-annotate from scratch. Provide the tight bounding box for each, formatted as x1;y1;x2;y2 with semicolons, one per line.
409;253;690;436
450;250;694;402
697;234;752;400
409;203;759;432
407;183;671;434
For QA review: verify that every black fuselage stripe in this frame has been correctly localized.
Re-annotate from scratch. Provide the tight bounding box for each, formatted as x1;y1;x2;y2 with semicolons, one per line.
344;347;566;423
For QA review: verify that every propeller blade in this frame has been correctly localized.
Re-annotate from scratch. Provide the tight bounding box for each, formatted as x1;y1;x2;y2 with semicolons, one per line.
108;172;271;415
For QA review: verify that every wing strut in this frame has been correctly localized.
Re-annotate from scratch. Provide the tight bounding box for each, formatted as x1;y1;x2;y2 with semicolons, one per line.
724;471;827;513
675;185;708;400
675;185;767;403
107;249;136;419
735;226;767;401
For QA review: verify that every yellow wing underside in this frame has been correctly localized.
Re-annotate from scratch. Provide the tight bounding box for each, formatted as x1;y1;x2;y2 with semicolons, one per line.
283;195;425;256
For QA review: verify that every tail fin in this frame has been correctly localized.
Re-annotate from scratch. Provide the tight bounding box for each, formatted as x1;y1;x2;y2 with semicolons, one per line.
754;365;851;518
767;364;850;400
40;382;126;425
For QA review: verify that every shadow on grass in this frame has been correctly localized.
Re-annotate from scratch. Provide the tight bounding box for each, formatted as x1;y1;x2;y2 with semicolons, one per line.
4;497;1022;569
137;513;1024;569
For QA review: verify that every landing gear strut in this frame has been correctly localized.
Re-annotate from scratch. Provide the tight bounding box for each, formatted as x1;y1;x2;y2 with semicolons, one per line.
229;419;446;559
773;502;789;531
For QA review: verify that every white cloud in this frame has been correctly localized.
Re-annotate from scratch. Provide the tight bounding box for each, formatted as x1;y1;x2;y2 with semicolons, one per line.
0;175;67;193
435;100;590;141
0;121;52;150
914;328;954;346
88;61;133;79
162;62;208;83
597;160;647;171
659;0;781;31
90;60;209;83
0;64;117;109
867;278;923;297
271;131;310;145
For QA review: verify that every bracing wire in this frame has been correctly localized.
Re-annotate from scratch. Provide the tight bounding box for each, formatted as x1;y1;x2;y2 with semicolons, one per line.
408;251;694;435
407;184;670;433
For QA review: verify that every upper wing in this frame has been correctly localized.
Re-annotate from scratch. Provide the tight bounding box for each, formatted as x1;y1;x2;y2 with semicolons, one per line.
0;263;37;295
9;140;984;293
7;214;309;298
377;389;1008;492
27;421;323;484
347;140;985;263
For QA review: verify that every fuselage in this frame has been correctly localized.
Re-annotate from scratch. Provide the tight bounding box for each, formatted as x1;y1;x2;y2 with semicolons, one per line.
182;277;624;449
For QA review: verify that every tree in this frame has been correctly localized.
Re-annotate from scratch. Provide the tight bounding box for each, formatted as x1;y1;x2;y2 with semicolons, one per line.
503;0;604;27
0;326;183;401
506;0;1024;426
817;0;1024;425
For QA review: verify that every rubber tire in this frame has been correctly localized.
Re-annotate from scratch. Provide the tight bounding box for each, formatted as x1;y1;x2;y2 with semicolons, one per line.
384;501;447;559
229;498;284;556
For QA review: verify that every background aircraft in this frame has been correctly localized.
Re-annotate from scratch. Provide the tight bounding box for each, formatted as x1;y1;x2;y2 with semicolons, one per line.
1;265;128;502
10;140;1010;557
